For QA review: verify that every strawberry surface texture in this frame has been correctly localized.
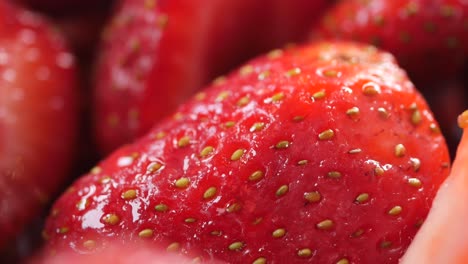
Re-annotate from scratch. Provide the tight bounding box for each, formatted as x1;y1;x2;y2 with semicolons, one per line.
43;41;450;263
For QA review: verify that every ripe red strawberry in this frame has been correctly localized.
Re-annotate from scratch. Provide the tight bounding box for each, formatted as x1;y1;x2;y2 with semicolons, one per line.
32;243;216;264
0;0;78;248
401;110;468;264
312;0;468;82
45;41;449;263
94;0;331;154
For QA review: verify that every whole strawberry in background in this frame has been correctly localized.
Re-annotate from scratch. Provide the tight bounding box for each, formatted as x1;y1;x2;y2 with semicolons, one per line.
94;0;333;155
44;41;450;263
312;0;468;83
0;0;78;250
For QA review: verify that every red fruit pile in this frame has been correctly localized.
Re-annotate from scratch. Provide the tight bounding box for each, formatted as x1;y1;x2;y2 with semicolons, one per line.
0;0;465;263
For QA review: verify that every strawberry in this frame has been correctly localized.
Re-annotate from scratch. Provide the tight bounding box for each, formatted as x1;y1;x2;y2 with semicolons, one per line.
32;243;216;264
401;110;468;264
0;0;78;248
312;0;468;82
94;0;331;154
45;41;449;263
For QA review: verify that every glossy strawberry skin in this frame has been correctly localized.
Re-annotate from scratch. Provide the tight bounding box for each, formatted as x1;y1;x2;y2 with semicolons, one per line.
313;0;468;82
94;0;332;154
46;42;449;263
0;1;78;248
